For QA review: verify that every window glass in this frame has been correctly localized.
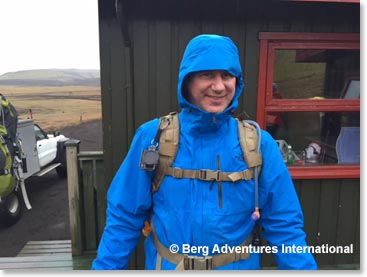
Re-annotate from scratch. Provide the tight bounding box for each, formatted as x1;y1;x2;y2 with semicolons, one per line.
34;125;46;141
273;49;360;99
266;111;360;165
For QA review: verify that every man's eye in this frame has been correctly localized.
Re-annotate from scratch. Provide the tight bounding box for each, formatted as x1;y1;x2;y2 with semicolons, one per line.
222;72;233;79
200;72;212;78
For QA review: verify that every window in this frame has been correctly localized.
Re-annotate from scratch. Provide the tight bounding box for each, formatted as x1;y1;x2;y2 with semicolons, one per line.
34;124;47;141
256;32;359;179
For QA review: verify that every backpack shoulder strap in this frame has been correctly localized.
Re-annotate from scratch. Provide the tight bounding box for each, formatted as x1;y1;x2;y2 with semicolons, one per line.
151;114;262;194
237;118;262;220
152;112;179;193
236;119;262;175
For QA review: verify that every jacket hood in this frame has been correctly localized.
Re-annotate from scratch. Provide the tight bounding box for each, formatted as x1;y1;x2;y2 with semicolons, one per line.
178;34;245;114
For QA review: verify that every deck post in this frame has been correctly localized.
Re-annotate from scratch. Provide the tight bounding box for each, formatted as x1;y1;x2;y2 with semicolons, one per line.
65;139;82;256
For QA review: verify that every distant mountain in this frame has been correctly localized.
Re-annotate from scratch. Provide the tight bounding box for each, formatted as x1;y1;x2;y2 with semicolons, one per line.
0;69;100;86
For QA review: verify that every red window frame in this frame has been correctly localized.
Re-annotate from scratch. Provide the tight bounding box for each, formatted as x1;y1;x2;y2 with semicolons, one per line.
290;0;359;3
256;32;360;179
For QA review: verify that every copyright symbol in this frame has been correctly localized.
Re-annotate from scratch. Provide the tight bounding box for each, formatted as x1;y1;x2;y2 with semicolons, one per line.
169;244;179;253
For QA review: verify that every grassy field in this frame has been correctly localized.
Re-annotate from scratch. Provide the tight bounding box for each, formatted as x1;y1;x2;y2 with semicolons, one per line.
0;85;101;132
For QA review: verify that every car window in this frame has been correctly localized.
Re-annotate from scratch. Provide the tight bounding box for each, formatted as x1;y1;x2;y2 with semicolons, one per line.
34;125;47;141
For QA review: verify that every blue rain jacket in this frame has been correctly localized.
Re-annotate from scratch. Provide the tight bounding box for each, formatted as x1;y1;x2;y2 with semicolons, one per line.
92;34;317;270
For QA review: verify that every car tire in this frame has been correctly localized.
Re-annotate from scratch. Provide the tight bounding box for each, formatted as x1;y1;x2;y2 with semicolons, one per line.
55;140;68;178
56;165;67;178
0;191;23;227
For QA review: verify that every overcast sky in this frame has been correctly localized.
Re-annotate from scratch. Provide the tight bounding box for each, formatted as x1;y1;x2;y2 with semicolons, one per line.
0;0;100;76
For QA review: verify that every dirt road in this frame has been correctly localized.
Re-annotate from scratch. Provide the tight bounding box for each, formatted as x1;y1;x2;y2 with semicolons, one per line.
0;119;102;257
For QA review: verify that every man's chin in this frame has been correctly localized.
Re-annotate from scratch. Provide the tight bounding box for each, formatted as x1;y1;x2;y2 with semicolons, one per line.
205;107;226;113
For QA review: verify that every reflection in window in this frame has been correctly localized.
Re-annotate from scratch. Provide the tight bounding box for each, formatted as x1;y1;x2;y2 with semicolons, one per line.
343;79;360;99
273;49;360;99
266;111;360;165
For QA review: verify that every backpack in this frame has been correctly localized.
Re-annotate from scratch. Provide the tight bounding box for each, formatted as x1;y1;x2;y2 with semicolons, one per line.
0;95;18;198
149;112;262;193
140;112;263;237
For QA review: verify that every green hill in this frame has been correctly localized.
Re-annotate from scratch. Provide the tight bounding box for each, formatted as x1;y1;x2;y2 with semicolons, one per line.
0;69;100;86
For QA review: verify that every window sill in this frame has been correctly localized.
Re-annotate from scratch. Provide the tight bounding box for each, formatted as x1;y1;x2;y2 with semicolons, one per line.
288;164;360;179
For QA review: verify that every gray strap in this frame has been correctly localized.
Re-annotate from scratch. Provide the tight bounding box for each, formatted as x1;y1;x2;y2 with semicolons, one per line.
155;252;162;270
151;221;186;266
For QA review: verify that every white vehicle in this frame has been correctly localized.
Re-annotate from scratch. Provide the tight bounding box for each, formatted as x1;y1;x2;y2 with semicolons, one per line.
0;119;69;226
18;119;68;179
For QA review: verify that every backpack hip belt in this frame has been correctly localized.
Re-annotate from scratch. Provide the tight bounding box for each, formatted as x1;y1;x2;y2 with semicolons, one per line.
151;221;253;270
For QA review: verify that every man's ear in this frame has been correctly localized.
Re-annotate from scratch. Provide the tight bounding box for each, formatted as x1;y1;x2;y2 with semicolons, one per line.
182;73;195;101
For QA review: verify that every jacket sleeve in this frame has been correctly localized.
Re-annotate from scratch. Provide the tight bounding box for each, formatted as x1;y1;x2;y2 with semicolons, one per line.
258;131;317;270
91;123;156;269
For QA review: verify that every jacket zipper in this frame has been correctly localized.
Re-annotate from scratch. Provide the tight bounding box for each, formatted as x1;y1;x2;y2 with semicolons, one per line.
212;114;217;124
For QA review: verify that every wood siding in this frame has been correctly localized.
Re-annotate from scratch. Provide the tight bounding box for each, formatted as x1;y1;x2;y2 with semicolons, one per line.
97;0;360;269
99;0;359;176
262;178;360;267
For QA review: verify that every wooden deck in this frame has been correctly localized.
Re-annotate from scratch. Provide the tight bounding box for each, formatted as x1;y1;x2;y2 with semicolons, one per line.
0;240;95;270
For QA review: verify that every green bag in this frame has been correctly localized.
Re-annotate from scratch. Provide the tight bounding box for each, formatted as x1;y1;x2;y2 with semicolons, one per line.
0;125;16;198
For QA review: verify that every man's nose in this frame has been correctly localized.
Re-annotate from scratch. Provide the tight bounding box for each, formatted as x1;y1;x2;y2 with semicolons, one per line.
211;75;225;92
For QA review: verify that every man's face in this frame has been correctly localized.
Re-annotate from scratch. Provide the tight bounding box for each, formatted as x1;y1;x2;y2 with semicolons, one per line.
187;70;236;113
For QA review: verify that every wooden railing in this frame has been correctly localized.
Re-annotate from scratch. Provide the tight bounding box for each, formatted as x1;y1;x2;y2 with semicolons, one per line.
65;140;145;269
65;140;106;256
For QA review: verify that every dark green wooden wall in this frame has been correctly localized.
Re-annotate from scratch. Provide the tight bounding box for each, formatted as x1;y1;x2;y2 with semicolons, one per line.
262;178;360;268
97;0;360;269
99;0;359;176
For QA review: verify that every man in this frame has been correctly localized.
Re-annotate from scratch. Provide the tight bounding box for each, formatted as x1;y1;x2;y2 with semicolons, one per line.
92;34;317;270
